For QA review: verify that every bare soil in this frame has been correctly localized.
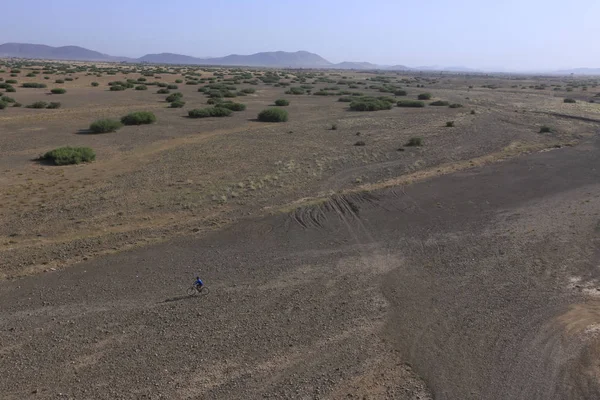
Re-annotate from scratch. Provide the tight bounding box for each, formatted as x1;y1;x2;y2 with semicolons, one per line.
1;64;600;398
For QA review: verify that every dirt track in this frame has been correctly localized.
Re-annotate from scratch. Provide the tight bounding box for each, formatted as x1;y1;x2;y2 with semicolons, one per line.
1;135;600;399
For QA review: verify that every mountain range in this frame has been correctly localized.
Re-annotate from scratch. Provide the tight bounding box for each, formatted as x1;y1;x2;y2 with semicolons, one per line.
1;43;599;74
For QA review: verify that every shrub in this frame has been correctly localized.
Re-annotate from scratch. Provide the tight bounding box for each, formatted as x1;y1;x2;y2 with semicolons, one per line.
40;147;95;165
274;99;289;106
121;111;157;125
338;96;353;102
50;88;66;94
166;92;183;102
349;98;393;111
429;100;449;106
6;79;17;84
331;123;338;130
257;108;289;122
1;96;16;103
110;85;126;91
90;119;122;133
167;84;178;89
394;90;407;96
135;85;148;90
397;100;425;108
13;102;22;107
406;137;423;146
46;102;61;109
0;102;6;110
6;86;16;92
470;109;476;114
91;82;99;87
175;79;183;84
65;78;74;81
55;79;65;84
169;100;185;108
446;121;455;127
27;101;48;109
539;125;552;133
241;88;256;94
216;102;246;111
354;141;366;146
449;103;463;108
22;82;47;88
418;93;432;100
157;88;170;94
564;98;576;103
286;87;305;95
188;107;232;118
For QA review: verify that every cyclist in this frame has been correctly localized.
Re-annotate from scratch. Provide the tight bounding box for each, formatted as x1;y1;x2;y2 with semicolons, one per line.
194;276;204;289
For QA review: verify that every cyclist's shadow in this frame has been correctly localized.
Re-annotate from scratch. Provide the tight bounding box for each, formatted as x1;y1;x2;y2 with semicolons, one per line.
160;295;199;303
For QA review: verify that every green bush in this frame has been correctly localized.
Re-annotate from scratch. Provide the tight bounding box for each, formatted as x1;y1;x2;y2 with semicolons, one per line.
157;88;170;94
55;79;65;84
188;107;233;118
446;121;455;127
257;108;288;122
349;97;393;111
0;102;7;110
167;84;178;89
6;79;17;84
449;103;463;108
174;79;183;84
241;88;256;94
564;98;576;103
40;147;95;165
539;125;552;133
397;100;425;108
90;119;122;133
394;90;407;96
169;100;185;108
418;93;432;100
50;88;66;94
46;102;61;109
286;87;305;95
6;86;16;92
406;137;423;146
121;111;157;125
13;102;22;107
1;95;16;103
429;100;449;106
65;78;74;81
22;82;47;88
166;92;183;102
338;96;353;102
216;102;246;111
110;85;126;91
274;99;289;106
135;85;148;90
27;101;48;109
91;82;99;87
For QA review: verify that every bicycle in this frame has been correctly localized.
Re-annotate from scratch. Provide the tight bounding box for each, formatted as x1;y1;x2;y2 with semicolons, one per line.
187;285;210;296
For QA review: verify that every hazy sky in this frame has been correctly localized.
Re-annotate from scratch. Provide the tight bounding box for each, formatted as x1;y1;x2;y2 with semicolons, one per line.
4;0;600;70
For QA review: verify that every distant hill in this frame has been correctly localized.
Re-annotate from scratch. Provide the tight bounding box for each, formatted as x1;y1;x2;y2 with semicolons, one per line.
209;51;332;67
0;42;129;62
385;65;411;71
331;61;380;70
138;52;208;64
3;42;598;74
